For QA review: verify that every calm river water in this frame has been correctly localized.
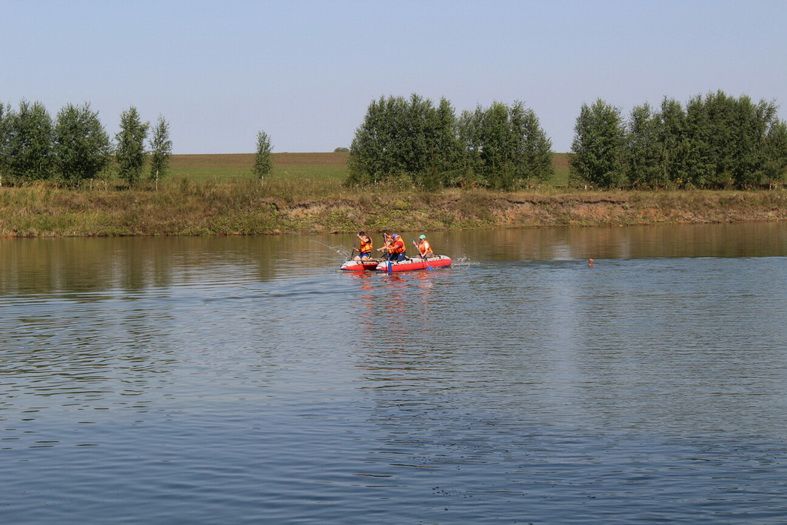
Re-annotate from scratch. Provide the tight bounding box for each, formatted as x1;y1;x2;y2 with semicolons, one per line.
2;223;787;524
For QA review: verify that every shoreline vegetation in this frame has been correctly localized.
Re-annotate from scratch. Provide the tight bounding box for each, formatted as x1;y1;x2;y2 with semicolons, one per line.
1;91;785;238
1;153;785;238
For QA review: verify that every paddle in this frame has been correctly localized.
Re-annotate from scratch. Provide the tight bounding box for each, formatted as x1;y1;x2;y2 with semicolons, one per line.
374;232;388;271
378;232;391;258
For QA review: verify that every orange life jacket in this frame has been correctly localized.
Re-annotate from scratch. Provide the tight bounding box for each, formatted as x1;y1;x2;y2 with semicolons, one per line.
359;238;373;253
388;238;405;254
418;240;431;257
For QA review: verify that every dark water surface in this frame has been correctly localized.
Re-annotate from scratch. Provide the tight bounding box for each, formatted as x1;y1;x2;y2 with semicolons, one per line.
2;223;787;523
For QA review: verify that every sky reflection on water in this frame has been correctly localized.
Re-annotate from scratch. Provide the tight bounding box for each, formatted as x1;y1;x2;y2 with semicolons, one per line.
1;223;786;523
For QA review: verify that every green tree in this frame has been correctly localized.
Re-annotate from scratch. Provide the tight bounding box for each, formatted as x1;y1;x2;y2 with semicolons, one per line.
479;102;516;189
763;120;787;187
348;94;466;187
115;106;149;186
457;105;485;186
570;99;626;188
254;130;272;181
682;95;714;187
426;97;463;187
678;91;781;188
732;97;778;188
402;93;431;176
625;103;665;188
6;100;54;182
413;98;462;189
348;96;397;185
691;91;737;187
53;103;111;185
148;116;172;189
0;102;10;185
457;101;552;189
511;101;553;183
658;98;690;187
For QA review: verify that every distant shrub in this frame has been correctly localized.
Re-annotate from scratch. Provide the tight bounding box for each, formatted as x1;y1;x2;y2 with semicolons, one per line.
149;116;172;189
115;106;149;186
0;102;10;185
254;130;272;182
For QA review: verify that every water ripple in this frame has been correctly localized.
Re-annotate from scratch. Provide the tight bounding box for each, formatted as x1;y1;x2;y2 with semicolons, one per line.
1;232;786;523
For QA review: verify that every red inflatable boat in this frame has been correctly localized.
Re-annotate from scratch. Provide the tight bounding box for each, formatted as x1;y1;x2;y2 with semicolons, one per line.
340;259;382;271
375;255;452;272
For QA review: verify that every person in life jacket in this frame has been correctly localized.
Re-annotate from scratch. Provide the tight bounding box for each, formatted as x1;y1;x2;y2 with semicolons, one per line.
354;231;374;260
413;234;434;259
385;233;407;262
377;232;391;256
376;232;388;251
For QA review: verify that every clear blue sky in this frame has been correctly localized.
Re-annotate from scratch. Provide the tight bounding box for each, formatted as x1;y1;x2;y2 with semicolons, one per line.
2;0;785;153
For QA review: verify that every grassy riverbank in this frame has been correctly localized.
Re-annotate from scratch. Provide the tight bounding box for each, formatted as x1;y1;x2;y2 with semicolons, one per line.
2;186;785;237
1;152;784;237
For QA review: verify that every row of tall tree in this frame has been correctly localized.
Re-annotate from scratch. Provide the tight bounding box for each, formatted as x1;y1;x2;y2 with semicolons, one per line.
347;94;553;189
572;92;787;189
3;92;785;190
0;100;171;187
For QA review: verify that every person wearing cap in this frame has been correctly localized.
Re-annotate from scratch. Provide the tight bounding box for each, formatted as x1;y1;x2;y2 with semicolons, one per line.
413;234;434;259
385;233;407;261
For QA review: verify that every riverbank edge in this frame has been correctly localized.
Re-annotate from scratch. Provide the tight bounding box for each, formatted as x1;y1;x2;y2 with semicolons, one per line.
1;186;785;237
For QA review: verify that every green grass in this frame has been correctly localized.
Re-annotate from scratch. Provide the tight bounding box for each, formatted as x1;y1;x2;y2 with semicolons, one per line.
8;151;781;239
551;152;571;187
169;152;350;183
168;151;573;187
